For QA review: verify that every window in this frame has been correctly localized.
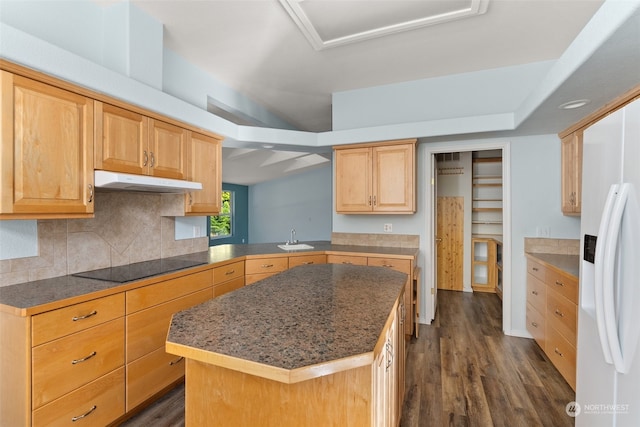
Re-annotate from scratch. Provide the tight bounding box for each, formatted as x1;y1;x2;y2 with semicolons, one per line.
209;191;232;240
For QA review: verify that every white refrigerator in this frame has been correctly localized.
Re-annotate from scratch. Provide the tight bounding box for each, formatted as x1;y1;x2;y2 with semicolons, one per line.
576;97;640;426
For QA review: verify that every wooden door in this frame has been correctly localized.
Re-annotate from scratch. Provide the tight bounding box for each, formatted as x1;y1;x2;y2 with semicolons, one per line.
373;143;414;212
149;119;187;179
95;102;148;175
185;132;222;215
436;197;464;291
1;72;94;216
334;147;371;212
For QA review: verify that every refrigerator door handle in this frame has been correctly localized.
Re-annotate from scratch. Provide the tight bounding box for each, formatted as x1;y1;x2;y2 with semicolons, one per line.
602;183;630;373
595;184;619;364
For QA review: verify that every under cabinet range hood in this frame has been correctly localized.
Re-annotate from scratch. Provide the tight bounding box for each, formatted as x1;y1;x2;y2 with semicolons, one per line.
94;170;202;193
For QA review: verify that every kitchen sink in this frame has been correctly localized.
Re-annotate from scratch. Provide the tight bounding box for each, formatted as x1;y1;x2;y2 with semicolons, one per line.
277;243;314;251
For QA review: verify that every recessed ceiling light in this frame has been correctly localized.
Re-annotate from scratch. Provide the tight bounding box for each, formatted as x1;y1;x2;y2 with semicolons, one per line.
558;99;591;110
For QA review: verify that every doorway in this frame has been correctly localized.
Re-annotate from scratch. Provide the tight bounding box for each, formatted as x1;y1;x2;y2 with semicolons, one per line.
426;143;510;333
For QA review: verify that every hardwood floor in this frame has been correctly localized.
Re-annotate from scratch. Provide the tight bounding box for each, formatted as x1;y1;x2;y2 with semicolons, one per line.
119;290;575;427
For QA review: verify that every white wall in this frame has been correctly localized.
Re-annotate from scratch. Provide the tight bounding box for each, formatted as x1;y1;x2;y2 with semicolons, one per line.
248;166;332;244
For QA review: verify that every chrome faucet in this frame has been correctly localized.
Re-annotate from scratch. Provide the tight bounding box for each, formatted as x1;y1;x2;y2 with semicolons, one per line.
288;228;298;245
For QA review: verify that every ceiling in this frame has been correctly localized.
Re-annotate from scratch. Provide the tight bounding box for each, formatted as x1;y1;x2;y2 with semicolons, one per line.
122;0;638;185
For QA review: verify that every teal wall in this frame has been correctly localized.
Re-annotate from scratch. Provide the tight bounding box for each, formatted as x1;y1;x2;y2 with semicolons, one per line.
210;183;249;245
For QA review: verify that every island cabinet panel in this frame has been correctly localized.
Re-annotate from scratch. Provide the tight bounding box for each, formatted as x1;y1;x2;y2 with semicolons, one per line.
185;360;372;427
32;366;125;427
213;260;245;296
32;317;124;409
288;254;327;268
1;70;95;219
245;257;288;285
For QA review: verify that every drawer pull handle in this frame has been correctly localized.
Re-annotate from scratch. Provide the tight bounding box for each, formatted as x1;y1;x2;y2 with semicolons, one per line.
531;290;538;296
225;270;235;275
72;405;97;422
555;309;564;317
532;267;539;272
342;261;353;265
303;261;314;265
169;356;184;366
261;264;274;268
531;321;539;327
72;311;97;321
555;280;564;287
72;351;97;365
554;348;564;357
382;264;393;268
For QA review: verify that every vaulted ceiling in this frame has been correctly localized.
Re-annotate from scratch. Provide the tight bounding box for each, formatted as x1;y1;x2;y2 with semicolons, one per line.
119;0;637;185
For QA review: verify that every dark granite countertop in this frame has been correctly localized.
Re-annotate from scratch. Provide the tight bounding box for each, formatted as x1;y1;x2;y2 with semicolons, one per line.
0;241;417;315
525;252;580;278
166;264;407;376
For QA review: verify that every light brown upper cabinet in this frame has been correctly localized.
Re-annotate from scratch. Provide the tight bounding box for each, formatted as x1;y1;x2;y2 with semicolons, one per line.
0;71;95;219
560;131;582;215
334;139;416;214
185;131;222;215
95;102;187;180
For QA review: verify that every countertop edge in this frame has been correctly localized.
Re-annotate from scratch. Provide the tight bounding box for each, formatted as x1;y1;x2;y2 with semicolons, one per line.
1;242;418;316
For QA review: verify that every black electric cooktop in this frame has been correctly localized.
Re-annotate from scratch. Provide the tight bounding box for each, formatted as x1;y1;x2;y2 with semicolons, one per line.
72;258;206;283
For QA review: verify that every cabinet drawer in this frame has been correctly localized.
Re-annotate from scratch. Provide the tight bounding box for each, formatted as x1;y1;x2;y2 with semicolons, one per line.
32;318;124;408
32;293;124;346
527;259;546;281
32;367;125;427
546;326;577;389
245;257;288;275
245;272;278;286
526;303;545;349
126;288;212;363
126;346;185;411
288;254;327;268
546;268;578;304
526;274;546;314
368;257;411;274
326;254;368;266
214;276;244;297
213;261;244;284
126;270;212;314
547;288;577;345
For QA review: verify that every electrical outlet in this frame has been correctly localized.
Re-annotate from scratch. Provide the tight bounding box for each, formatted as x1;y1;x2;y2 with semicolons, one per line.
536;226;550;237
383;223;392;233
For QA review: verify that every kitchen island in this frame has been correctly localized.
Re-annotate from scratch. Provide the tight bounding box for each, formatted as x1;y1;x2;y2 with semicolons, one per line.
166;263;408;427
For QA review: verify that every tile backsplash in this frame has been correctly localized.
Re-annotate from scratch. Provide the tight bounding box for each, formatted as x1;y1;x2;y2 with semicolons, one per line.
524;237;580;255
0;192;208;287
332;232;419;248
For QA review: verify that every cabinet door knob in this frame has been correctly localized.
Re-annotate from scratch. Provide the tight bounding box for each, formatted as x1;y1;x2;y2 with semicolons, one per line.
555;309;564;317
368;196;372;206
150;152;155;167
554;348;564;357
373;195;377;206
87;184;93;203
531;321;538;327
143;150;148;166
555;280;564;287
531;290;538;296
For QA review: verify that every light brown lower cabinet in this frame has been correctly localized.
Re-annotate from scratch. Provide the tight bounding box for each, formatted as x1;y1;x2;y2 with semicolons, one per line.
245;256;289;285
125;272;213;411
525;256;578;390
